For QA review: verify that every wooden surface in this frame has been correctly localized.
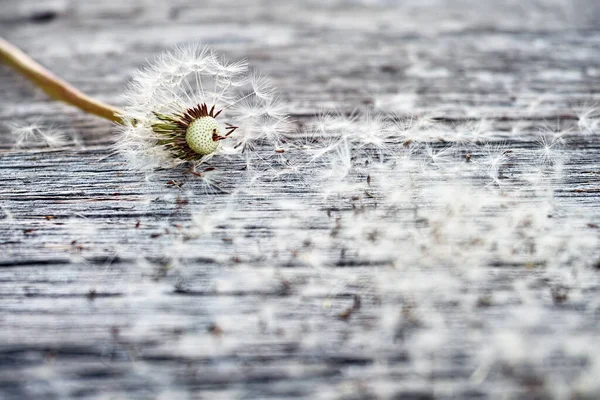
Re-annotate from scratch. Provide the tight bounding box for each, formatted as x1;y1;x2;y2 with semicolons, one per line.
1;1;600;399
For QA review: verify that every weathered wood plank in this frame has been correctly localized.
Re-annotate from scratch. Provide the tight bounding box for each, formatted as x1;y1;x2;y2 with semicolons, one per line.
1;1;600;399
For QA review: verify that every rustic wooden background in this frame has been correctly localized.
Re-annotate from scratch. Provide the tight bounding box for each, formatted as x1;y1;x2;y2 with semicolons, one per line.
1;0;600;399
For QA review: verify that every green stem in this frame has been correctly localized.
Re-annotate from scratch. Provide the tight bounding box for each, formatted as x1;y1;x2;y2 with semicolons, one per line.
0;37;125;125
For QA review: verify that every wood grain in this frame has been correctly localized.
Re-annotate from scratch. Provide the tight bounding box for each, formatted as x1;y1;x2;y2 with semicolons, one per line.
1;1;600;399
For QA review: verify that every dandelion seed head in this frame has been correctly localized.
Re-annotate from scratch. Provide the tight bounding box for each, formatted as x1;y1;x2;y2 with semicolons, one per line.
116;43;288;171
185;116;221;155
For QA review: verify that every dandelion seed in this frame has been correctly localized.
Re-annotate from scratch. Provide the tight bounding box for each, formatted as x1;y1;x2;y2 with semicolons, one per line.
576;106;599;134
477;142;513;186
320;140;354;182
423;143;456;167
456;119;493;142
352;109;390;150
405;113;439;137
186;166;228;194
535;132;563;166
7;121;68;149
249;71;276;100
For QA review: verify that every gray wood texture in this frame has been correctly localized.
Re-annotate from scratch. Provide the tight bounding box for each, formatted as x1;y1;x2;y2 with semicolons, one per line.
1;0;600;399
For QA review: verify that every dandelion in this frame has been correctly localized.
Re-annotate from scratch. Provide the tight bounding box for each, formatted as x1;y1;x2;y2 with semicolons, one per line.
0;39;289;172
118;45;289;171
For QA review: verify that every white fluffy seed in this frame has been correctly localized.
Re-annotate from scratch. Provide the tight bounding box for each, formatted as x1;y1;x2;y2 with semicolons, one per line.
185;117;221;155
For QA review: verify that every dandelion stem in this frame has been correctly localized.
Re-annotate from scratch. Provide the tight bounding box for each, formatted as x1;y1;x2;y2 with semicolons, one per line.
0;37;125;124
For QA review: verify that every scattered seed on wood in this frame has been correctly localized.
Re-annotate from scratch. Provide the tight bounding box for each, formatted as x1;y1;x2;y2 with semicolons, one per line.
208;323;224;336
